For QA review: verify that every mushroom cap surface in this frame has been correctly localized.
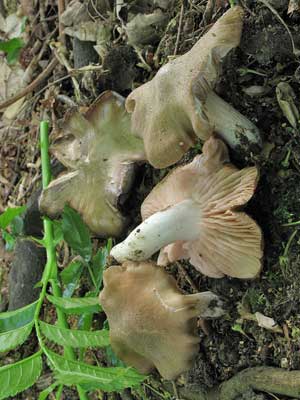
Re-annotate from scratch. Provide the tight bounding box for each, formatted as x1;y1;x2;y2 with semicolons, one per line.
125;6;245;168
39;91;145;237
99;261;224;379
141;137;263;278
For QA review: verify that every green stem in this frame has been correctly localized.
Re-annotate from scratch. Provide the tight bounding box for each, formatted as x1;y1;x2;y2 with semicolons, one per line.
56;385;64;400
37;121;89;400
40;121;52;188
282;220;300;227
283;229;298;258
86;261;97;289
40;123;72;347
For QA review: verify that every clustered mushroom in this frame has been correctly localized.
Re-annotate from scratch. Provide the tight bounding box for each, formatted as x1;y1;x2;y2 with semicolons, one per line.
39;5;263;380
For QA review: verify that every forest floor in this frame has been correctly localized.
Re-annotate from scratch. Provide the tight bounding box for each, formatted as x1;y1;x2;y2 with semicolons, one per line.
1;0;300;399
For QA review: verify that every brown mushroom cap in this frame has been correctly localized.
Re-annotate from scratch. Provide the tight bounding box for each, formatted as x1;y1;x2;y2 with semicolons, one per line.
39;91;145;237
125;6;260;168
99;261;224;379
140;137;263;278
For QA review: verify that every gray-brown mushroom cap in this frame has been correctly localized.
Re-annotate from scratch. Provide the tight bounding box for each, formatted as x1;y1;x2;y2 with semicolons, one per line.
125;6;261;168
39;91;146;237
99;261;224;379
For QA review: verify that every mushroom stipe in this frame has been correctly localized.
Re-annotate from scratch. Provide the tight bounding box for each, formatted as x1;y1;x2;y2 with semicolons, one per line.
111;136;263;279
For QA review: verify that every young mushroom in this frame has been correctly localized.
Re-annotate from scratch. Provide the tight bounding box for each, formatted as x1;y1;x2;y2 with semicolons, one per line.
39;91;145;237
125;6;261;168
99;261;225;379
111;137;263;278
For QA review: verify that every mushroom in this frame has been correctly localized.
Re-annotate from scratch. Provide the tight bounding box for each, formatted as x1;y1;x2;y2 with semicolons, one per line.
99;261;224;379
111;137;263;278
125;6;261;168
39;91;145;237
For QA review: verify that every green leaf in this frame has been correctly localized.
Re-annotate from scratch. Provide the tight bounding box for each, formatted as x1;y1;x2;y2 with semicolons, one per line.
91;239;112;292
47;295;101;314
61;260;83;285
62;205;92;262
34;280;43;289
106;345;126;368
106;238;112;253
2;230;15;251
29;236;45;246
52;220;63;246
38;382;59;400
77;312;94;360
92;248;108;291
7;46;22;64
0;38;24;64
0;38;23;53
77;312;93;331
39;321;110;348
0;300;37;333
63;282;77;298
20;16;27;33
10;215;24;236
61;259;83;298
46;348;146;392
0;322;33;352
0;206;26;229
0;352;42;399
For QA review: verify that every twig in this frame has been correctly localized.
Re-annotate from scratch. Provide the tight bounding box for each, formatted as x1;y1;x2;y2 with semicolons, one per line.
58;0;66;45
39;0;50;36
174;2;185;56
143;383;167;399
176;262;198;292
133;46;152;72
258;0;299;56
29;74;72;103
220;367;300;399
90;0;109;22
70;64;106;74
200;0;215;27
22;28;57;86
172;381;179;400
282;219;300;226
56;94;77;107
0;58;58;111
282;323;291;348
154;15;178;67
266;393;281;400
9;73;71;122
53;45;81;102
17;173;41;201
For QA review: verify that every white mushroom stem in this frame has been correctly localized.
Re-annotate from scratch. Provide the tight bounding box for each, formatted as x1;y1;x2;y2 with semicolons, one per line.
110;199;201;263
196;91;261;148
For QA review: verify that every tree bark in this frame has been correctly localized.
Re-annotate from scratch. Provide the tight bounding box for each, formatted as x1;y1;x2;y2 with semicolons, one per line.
163;367;300;399
219;367;300;399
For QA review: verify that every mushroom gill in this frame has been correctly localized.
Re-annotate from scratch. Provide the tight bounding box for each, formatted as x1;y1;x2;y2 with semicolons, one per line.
99;261;224;379
111;136;263;279
39;91;145;237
